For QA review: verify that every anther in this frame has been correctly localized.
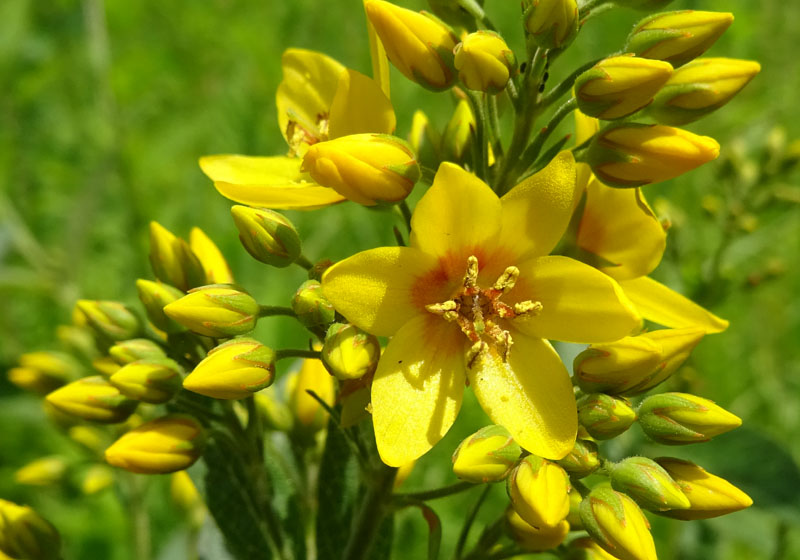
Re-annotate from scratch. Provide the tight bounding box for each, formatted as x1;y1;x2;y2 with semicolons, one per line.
492;266;519;294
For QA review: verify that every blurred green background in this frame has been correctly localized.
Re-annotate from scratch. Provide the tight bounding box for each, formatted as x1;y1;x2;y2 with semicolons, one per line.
1;0;799;558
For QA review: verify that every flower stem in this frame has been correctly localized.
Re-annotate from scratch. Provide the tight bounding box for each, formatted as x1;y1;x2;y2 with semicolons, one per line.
258;305;296;318
395;481;476;503
518;97;577;173
342;462;398;560
542;58;602;108
295;254;313;270
399;200;413;233
454;483;492;560
275;348;321;361
466;90;489;182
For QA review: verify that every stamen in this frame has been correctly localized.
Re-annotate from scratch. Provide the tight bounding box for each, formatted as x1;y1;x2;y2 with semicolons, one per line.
463;256;479;288
425;301;458;322
492;266;519;294
513;301;543;316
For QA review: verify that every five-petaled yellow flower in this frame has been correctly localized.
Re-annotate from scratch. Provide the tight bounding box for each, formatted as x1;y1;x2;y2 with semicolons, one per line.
322;153;641;466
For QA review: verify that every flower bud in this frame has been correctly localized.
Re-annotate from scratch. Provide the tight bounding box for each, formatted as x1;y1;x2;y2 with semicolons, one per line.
575;55;673;120
76;300;142;342
579;485;657;560
8;351;79;395
454;31;516;94
288;353;336;433
14;456;68;486
81;464;114;495
364;0;458;91
171;471;207;528
577;393;636;440
625;11;734;68
109;338;167;364
567;536;623;560
586;123;719;187
292;280;336;331
105;414;206;474
649;58;761;125
110;358;183;404
230;205;302;268
638;392;741;444
610;456;690;511
506;508;569;552
0;499;61;560
408;110;441;169
184;338;276;399
654;457;752;519
136;279;186;333
56;324;99;362
45;376;138;424
507;455;570;528
566;489;584;530
556;439;600;478
255;390;294;432
451;425;521;483
574;327;705;395
148;221;206;291
302;133;419;206
321;323;381;381
189;226;235;284
442;99;474;165
92;356;121;376
164;284;259;338
523;0;579;50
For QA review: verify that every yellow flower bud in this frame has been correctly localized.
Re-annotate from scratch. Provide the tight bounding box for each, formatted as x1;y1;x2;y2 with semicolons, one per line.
566;489;583;529
148;221;206;291
183;338;276;400
575;55;673;120
586;123;719;187
626;11;734;68
655;457;752;519
81;464;114;495
454;31;516;94
110;358;183;404
171;471;206;528
136;279;187;333
109;338;167;364
105;414;206;474
164;284;259;338
556;438;600;478
505;508;569;552
68;426;107;454
568;536;622;560
523;0;579;50
56;324;98;363
287;354;335;433
364;0;458;91
45;376;138;424
292;280;336;332
0;499;61;560
508;455;571;528
610;456;690;511
649;58;761;125
442;99;474;165
408;110;441;169
321;323;381;381
638;392;742;444
8;351;79;395
451;425;521;483
76;299;142;342
230;206;302;268
577;393;636;440
302;133;419;206
14;457;67;487
189;226;235;284
92;356;121;377
574;327;705;395
579;485;657;560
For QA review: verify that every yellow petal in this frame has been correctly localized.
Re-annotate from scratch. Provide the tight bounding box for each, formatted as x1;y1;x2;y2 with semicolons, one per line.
410;162;502;260
574;109;599;192
189;227;234;284
199;155;346;210
499;151;580;261
468;335;576;460
619;276;729;334
364;0;392;99
276;48;345;151
511;256;641;343
577;179;666;280
372;316;466;466
328;69;396;139
322;246;439;337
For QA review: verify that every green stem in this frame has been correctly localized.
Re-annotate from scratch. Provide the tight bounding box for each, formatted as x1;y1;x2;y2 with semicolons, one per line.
518;97;577;175
275;348;321;361
579;0;612;18
454;484;492;560
571;478;592;498
462;513;506;560
125;473;151;560
342;462;398;560
457;0;498;31
487;94;504;161
399;200;413;233
258;305;296;318
542;58;602;108
295;254;313;270
395;481;476;503
466;90;489;182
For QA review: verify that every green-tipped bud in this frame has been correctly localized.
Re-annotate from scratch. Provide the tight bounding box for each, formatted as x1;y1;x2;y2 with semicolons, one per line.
76;299;142;342
638;392;742;444
302;133;420;206
164;284;259;338
105;414;206;474
136;279;186;333
442;99;474;165
255;390;294;432
321;323;380;381
575;55;673;120
649;58;761;125
523;0;579;50
626;11;734;68
579;485;657;560
613;0;673;10
148;221;206;291
574;327;705;395
291;280;336;331
610;456;690;511
189;226;235;284
507;455;571;528
586;123;719;187
230;205;301;268
8;351;80;395
183;338;276;399
109;338;167;364
577;393;636;439
454;31;516;94
110;358;183;404
364;0;458;91
505;507;569;552
14;456;68;487
556;439;600;478
654;457;752;519
451;425;521;483
0;499;61;560
45;376;138;424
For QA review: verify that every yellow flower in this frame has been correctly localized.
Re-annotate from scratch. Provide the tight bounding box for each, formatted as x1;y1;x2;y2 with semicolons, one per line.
322;153;640;466
508;455;571;528
505;508;569;552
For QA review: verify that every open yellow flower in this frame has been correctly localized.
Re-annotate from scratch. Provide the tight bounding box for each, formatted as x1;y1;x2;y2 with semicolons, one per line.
322;153;640;466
